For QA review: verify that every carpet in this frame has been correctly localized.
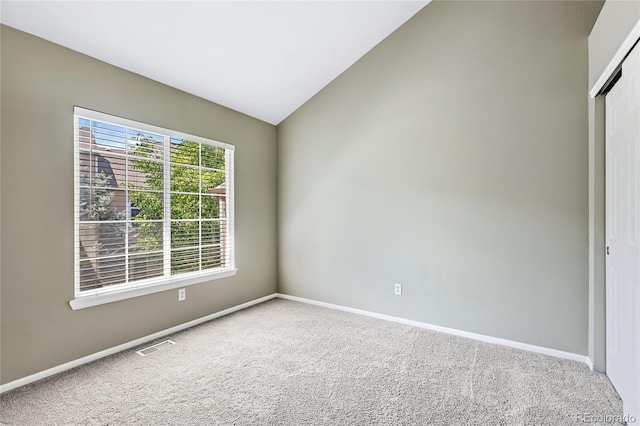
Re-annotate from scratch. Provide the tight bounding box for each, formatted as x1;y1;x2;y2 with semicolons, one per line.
0;298;622;425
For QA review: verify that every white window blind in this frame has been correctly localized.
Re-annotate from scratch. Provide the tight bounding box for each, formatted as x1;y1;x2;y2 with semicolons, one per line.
73;107;235;298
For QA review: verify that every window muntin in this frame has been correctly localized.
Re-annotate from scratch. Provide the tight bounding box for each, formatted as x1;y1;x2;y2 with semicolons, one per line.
74;107;234;297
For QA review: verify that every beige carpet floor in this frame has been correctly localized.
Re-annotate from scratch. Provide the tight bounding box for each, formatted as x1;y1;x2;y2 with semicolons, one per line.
0;298;622;425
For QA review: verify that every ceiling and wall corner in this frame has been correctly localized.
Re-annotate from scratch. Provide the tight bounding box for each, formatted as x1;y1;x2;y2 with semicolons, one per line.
0;0;429;125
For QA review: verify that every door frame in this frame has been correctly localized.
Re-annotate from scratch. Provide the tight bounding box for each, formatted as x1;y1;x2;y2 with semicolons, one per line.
588;18;640;373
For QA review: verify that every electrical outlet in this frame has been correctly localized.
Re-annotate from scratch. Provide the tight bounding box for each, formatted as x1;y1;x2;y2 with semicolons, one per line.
394;283;402;295
178;288;186;301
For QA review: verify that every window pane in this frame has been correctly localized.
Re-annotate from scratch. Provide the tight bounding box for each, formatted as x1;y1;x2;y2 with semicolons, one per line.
79;188;127;221
92;153;126;189
78;151;91;187
92;122;127;151
171;193;199;219
79;189;90;221
202;195;222;219
78;224;99;260
170;139;199;166
79;256;126;290
201;145;225;170
97;222;127;256
78;123;92;151
129;222;163;253
128;158;163;190
96;256;126;287
79;259;100;290
170;165;200;193
202;220;222;246
202;245;223;269
79;223;126;257
129;252;164;282
128;131;163;161
201;170;225;194
171;221;200;248
171;248;199;274
129;191;163;220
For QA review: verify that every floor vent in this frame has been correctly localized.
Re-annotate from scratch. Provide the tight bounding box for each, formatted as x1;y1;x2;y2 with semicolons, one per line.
136;340;176;356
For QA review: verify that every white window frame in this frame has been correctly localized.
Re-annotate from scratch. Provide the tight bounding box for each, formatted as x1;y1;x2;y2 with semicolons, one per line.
70;107;236;310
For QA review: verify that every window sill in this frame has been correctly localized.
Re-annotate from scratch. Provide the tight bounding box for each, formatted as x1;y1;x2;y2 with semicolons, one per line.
69;269;237;310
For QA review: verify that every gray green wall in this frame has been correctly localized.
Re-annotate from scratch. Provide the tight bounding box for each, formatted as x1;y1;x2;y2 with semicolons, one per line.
0;25;278;384
278;0;602;355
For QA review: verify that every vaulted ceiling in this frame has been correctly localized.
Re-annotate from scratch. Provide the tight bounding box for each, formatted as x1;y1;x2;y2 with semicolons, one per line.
1;1;429;124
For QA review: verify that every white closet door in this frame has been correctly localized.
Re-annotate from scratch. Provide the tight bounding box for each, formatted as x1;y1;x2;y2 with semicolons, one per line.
606;42;640;423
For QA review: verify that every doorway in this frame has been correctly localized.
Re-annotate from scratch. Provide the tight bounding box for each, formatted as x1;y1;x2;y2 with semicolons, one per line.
605;42;640;423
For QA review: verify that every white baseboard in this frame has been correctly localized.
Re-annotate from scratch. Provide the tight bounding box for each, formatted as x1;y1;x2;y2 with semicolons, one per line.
276;293;591;366
1;291;591;394
0;293;278;394
585;357;594;371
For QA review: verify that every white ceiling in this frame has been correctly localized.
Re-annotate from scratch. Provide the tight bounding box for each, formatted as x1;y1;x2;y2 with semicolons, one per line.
0;1;428;125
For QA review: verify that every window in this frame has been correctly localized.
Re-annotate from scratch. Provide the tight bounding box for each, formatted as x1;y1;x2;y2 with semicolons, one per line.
72;107;235;308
